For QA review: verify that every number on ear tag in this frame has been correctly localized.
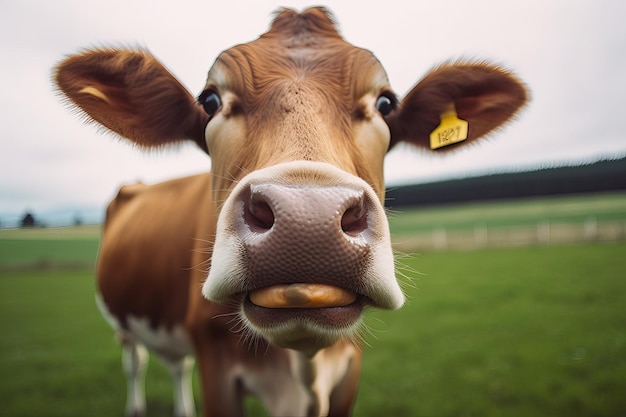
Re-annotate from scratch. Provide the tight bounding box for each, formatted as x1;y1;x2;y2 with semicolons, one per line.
429;104;468;150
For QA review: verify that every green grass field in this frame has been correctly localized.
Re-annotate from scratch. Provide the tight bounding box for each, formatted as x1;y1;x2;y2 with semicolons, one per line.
357;244;626;417
388;191;626;235
1;200;625;416
0;225;100;271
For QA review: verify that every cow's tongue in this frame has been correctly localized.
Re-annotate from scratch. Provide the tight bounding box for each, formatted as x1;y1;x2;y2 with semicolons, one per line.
250;283;356;308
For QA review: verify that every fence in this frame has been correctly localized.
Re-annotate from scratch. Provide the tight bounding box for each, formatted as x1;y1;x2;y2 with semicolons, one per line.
391;219;626;252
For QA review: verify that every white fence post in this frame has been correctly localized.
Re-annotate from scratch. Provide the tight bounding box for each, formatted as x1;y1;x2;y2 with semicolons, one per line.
537;221;551;245
433;228;448;250
583;216;598;240
474;224;488;248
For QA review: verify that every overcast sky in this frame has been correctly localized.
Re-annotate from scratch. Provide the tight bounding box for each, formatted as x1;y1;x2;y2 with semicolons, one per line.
1;0;625;224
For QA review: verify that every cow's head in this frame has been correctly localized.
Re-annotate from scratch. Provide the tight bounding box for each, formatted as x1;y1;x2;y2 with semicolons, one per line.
55;7;527;356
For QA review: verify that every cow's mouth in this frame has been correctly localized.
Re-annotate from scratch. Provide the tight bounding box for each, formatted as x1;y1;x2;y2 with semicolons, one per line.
242;284;364;352
249;283;357;309
245;283;363;327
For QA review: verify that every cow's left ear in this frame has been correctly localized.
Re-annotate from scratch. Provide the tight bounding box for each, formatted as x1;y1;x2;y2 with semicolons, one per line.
55;48;209;154
386;61;528;151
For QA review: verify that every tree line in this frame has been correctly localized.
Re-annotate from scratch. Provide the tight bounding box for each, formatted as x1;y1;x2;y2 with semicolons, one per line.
385;157;626;209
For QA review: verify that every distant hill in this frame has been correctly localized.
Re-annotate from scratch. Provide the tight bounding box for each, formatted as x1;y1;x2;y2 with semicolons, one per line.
385;157;626;209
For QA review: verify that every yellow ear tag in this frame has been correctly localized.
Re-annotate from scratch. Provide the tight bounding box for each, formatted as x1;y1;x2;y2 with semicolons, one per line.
429;104;468;150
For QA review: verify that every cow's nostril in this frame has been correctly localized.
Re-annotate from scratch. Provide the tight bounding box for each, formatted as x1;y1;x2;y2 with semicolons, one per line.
245;198;275;232
341;203;367;236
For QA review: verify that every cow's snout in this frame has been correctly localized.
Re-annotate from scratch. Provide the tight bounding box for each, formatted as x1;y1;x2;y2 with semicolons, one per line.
235;183;373;291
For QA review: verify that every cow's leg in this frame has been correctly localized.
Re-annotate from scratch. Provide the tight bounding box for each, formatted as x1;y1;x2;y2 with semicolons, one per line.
159;355;196;417
121;341;149;417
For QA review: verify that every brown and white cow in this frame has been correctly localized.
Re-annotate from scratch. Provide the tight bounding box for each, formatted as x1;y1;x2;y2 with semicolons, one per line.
54;7;527;417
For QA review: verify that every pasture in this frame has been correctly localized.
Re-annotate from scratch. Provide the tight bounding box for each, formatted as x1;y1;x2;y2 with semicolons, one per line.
388;192;626;251
387;191;626;234
0;197;625;416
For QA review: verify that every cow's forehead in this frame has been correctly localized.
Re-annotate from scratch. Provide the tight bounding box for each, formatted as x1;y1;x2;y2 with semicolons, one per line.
205;8;392;103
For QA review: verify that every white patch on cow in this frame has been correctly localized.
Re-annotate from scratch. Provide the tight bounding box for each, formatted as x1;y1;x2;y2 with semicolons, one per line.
201;230;247;303
125;316;193;359
312;343;358;416
95;292;193;358
237;346;356;416
231;351;313;417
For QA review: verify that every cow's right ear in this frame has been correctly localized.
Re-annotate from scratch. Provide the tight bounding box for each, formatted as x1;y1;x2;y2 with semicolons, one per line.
54;48;209;154
386;61;528;152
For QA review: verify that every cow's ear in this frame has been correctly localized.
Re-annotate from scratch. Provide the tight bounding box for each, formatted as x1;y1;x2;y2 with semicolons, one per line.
386;61;528;152
54;48;209;154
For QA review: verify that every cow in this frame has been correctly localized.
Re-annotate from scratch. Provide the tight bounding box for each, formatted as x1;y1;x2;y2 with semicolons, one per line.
54;6;528;417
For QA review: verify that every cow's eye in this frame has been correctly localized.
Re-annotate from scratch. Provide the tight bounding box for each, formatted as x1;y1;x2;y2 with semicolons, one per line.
199;91;222;116
375;95;394;116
